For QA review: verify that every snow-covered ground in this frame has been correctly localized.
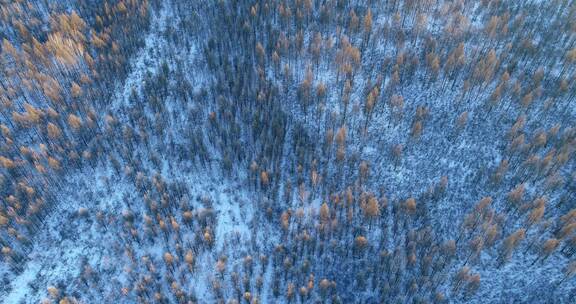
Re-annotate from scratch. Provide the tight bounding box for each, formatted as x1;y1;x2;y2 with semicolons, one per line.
2;0;575;303
110;0;171;113
2;160;268;303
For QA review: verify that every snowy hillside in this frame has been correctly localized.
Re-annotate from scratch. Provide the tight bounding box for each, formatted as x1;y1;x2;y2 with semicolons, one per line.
1;0;575;303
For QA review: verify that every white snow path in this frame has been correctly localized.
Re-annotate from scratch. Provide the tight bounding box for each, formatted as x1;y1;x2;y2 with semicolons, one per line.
213;187;252;252
109;0;172;113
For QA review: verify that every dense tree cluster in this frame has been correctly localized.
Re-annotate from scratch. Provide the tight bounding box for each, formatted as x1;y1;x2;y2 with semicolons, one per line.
0;0;155;289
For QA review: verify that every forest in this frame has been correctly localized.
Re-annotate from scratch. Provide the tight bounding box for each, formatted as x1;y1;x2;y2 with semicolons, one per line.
0;0;575;303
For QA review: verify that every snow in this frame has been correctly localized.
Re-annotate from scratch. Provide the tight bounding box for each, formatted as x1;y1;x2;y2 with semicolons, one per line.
3;263;41;304
110;0;171;113
2;167;127;303
1;158;266;302
212;189;252;252
2;0;575;303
